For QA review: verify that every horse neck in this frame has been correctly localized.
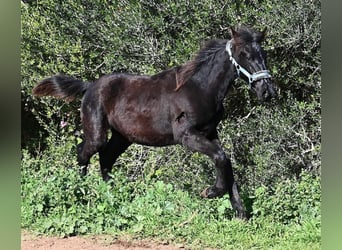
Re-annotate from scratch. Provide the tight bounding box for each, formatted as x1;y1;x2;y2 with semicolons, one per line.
195;51;237;103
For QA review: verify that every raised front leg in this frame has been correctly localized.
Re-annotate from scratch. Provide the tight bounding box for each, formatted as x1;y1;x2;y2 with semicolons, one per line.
175;126;246;219
201;138;246;219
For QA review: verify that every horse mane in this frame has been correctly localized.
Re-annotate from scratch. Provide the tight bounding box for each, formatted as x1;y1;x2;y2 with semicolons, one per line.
175;40;226;91
175;26;263;91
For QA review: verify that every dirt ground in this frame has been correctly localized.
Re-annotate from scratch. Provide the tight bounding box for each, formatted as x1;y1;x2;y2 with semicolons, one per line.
21;231;185;250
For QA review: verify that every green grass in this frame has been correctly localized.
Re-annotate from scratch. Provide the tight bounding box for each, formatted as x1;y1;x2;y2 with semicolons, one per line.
21;144;321;249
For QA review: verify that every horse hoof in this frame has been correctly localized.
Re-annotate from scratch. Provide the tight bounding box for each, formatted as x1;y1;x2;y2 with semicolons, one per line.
200;187;210;198
79;167;87;177
200;186;227;198
237;211;248;220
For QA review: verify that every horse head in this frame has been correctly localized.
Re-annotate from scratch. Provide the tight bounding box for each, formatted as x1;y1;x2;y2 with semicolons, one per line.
227;26;277;101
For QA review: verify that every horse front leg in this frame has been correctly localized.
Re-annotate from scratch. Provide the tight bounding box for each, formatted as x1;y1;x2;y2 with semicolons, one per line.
176;127;246;219
201;137;246;219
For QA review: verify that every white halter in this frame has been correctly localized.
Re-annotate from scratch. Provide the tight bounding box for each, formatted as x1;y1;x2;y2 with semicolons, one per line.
225;41;272;87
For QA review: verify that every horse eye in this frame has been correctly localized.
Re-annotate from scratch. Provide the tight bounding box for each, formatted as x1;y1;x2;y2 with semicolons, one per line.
261;50;267;58
240;49;249;57
241;50;251;60
261;51;268;62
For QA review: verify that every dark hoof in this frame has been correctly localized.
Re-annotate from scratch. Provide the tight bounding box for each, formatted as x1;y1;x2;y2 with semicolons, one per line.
200;186;227;198
234;204;247;220
237;211;248;220
102;175;112;182
79;166;87;177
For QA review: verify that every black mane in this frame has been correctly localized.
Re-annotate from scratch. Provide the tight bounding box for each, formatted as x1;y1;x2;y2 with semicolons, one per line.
176;40;227;90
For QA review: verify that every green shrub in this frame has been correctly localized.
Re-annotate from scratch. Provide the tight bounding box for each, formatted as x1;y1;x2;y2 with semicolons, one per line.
252;171;321;224
223;98;320;193
21;142;320;248
22;147;135;236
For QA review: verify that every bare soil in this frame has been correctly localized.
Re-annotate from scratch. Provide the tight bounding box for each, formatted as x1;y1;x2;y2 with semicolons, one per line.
21;230;186;250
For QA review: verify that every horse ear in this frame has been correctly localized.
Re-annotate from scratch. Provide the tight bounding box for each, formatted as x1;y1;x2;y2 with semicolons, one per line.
230;27;239;39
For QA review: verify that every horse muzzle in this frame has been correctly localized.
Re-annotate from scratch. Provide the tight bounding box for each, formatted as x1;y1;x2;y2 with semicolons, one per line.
253;79;277;102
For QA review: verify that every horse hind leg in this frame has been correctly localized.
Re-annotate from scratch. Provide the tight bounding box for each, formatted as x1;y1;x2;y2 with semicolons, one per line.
99;129;131;181
76;133;107;177
77;104;108;177
77;141;89;176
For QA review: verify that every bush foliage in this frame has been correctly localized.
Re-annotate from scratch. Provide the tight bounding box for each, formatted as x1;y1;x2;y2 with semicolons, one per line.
21;0;321;247
22;0;320;184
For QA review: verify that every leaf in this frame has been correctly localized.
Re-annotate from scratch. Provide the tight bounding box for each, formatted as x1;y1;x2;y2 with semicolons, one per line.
36;204;44;212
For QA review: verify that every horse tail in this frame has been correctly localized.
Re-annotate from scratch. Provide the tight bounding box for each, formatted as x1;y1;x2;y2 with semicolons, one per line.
32;75;91;102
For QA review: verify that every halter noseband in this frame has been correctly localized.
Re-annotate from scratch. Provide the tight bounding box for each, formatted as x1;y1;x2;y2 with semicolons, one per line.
225;41;271;87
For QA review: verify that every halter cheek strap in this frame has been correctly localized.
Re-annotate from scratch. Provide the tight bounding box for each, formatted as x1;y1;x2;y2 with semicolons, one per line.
225;41;272;87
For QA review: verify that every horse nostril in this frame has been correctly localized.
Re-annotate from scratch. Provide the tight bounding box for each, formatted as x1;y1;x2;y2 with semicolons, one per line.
269;86;277;99
264;90;276;102
263;84;278;101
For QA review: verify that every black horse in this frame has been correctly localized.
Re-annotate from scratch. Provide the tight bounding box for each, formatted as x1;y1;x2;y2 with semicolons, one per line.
33;26;276;219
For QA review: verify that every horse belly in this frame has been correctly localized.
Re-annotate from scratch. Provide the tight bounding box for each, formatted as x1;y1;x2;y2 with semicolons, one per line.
109;106;175;146
103;76;176;146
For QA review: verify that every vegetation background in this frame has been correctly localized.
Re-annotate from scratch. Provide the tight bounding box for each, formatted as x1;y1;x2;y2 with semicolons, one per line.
21;0;321;249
